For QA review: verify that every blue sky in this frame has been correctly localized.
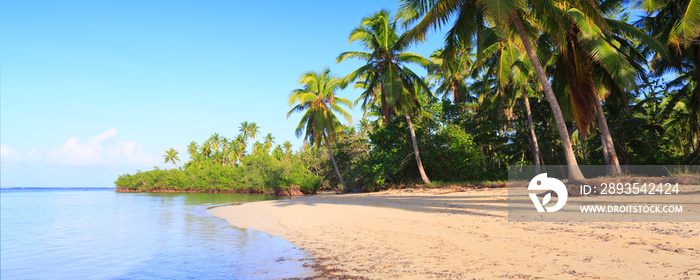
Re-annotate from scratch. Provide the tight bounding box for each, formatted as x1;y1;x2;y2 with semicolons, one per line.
1;0;447;187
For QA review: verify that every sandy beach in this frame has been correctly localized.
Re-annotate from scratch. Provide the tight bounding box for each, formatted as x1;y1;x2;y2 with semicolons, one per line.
210;188;700;279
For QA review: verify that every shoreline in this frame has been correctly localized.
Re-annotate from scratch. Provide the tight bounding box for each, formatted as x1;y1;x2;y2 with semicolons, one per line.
115;187;307;196
210;188;700;279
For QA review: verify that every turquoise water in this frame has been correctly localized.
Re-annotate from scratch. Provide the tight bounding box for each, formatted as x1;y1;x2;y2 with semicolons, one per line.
0;188;315;279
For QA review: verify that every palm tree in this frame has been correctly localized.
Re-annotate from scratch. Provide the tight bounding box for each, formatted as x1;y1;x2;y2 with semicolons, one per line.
239;121;252;139
400;82;433;184
473;24;620;174
209;133;222;152
428;45;475;104
639;0;699;163
478;29;544;173
272;145;285;159
531;0;670;175
287;68;353;188
200;141;213;158
337;10;433;183
664;95;700;164
398;0;626;180
249;123;260;140
163;148;180;168
186;152;207;170
522;87;543;173
337;10;432;127
186;141;198;160
357;118;373;136
264;133;275;152
227;141;241;165
639;0;700;47
234;134;248;156
282;141;292;154
252;141;265;154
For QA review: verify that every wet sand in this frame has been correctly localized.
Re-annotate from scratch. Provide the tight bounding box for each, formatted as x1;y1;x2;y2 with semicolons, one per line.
210;188;700;279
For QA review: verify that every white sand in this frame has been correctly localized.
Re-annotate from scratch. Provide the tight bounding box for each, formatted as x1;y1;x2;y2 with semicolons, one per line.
210;188;700;279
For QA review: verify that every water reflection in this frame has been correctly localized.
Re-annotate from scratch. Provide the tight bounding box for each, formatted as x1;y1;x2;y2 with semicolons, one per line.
143;192;276;206
1;189;314;280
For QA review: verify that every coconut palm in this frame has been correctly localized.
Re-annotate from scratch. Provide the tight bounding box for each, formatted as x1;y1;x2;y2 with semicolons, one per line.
186;141;198;160
357;118;373;136
234;134;248;156
534;0;670;175
272;145;285;159
399;81;433;184
227;141;241;165
664;95;700;164
639;0;700;48
252;141;264;154
522;87;543;172
264;133;275;151
200;141;213;157
428;45;475;104
287;68;353;188
337;10;432;127
399;0;589;180
239;121;252;139
451;25;541;172
282;141;292;154
336;10;434;183
186;152;207;170
638;0;699;163
209;133;222;152
473;23;628;175
163;148;180;168
249;123;260;140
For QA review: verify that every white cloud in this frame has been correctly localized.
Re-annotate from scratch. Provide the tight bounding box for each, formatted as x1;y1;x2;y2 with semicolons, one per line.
2;127;159;168
47;136;105;166
1;144;21;164
106;140;157;167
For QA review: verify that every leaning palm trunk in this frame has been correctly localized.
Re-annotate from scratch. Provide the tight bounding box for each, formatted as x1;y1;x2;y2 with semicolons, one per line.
594;99;622;176
405;114;430;184
323;134;347;188
511;14;584;181
523;90;541;174
685;145;700;165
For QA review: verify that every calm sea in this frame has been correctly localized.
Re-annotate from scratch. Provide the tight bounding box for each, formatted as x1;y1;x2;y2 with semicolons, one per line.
0;188;315;280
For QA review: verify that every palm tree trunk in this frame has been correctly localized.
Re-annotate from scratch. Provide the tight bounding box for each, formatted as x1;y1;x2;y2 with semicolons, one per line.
405;114;430;184
691;45;700;164
323;134;347;188
684;145;700;165
453;80;463;104
580;136;587;163
594;99;622;176
523;89;541;174
511;14;584;181
694;44;699;114
381;85;391;126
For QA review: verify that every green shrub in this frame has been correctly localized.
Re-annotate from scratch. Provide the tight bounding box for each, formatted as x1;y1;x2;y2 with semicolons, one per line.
115;151;321;194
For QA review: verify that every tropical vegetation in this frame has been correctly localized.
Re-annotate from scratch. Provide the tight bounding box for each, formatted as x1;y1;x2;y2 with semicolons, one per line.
116;0;699;194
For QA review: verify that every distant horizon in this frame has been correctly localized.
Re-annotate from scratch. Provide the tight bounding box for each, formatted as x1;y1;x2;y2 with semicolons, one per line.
0;186;116;189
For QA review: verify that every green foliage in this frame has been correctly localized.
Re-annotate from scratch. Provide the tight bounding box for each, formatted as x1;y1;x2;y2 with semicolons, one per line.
115;147;321;194
343;115;485;190
322;126;371;190
427;124;487;180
